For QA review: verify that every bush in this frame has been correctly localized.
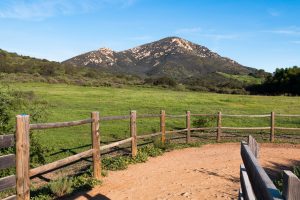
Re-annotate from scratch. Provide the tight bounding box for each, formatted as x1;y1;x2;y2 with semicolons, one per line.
192;115;217;127
0;85;49;178
102;156;131;171
72;173;102;190
49;177;73;197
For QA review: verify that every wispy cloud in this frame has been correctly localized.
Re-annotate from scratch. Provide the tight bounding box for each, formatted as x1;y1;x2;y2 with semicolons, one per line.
199;33;239;41
175;27;239;41
175;27;201;34
263;27;300;36
267;8;281;17
291;40;300;44
0;0;136;20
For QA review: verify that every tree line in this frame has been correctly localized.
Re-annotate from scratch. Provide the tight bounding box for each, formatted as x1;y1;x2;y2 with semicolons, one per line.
247;66;300;95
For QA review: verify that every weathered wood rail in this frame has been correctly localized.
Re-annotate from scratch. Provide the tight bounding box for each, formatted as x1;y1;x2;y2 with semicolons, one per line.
0;134;16;200
1;110;300;199
239;135;300;200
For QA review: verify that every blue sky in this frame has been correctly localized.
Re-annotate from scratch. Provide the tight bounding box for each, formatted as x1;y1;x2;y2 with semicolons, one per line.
0;0;300;72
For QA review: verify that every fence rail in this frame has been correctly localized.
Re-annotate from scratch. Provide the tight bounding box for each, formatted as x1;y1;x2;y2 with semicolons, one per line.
239;135;300;200
1;110;300;199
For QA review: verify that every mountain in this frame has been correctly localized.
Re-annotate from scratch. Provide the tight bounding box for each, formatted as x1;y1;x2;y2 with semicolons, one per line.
63;37;257;80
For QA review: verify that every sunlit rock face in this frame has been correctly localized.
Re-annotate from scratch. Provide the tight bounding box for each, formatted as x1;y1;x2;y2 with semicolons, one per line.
63;37;253;79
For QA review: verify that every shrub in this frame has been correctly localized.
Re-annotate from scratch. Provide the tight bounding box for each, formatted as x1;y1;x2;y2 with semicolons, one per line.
132;150;148;163
49;177;73;197
140;145;163;157
72;173;102;190
192;115;217;128
102;156;131;171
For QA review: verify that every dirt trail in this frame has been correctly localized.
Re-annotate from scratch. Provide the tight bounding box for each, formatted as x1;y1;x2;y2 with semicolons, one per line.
72;143;300;200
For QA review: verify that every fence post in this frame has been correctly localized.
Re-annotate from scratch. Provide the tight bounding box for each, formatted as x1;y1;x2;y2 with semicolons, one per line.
217;111;222;142
283;170;300;200
270;111;275;142
130;110;137;157
91;112;101;180
16;115;30;200
160;110;166;144
186;111;191;143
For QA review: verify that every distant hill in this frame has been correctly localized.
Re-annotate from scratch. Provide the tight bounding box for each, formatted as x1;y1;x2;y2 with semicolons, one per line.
0;38;269;94
0;49;141;87
63;37;260;80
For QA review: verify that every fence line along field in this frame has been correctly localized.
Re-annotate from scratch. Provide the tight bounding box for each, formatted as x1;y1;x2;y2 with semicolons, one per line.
11;82;300;163
2;110;300;199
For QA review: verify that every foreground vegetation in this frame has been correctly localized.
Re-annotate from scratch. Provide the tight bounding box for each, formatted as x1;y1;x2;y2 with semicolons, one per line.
1;82;300;199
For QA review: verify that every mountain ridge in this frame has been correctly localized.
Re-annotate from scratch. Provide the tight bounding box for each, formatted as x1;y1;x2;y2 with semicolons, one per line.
63;37;257;79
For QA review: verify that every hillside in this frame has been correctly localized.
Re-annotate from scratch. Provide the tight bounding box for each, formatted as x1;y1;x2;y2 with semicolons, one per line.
0;43;267;94
63;37;260;80
0;48;142;86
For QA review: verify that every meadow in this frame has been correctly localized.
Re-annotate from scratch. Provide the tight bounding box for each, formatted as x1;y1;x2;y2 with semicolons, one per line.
12;82;300;163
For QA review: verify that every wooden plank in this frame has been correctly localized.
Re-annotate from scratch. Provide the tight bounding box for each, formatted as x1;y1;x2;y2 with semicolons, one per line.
0;154;16;170
130;111;137;157
222;114;270;117
186;111;191;143
3;195;17;200
275;127;300;130
239;188;244;200
137;114;161;118
160;110;166;144
270;112;275;142
15;115;30;200
29;149;93;177
100;137;132;151
166;114;186;118
91;112;101;180
100;115;130;121
282;170;300;200
248;135;259;158
217;112;222;142
0;134;15;149
137;132;162;139
222;127;271;130
0;175;16;192
190;127;217;131
165;129;188;134
190;114;217;116
276;114;300;117
240;164;256;200
30;118;92;130
241;142;283;200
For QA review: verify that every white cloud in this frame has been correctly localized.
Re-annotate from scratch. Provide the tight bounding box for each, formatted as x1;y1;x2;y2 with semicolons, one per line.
0;0;136;20
175;27;201;34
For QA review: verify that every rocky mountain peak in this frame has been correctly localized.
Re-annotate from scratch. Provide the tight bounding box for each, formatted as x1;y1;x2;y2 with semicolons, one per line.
63;36;255;79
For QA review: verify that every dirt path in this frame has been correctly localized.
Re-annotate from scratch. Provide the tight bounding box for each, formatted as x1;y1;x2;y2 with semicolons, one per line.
72;143;300;200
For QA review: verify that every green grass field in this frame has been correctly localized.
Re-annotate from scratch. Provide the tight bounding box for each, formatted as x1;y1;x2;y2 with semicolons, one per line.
12;82;300;163
217;72;263;84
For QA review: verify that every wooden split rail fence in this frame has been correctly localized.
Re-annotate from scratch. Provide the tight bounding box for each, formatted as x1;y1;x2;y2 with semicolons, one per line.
0;110;300;199
239;135;300;200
